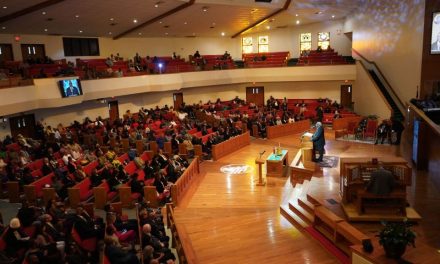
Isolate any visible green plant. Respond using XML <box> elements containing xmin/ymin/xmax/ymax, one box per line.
<box><xmin>377</xmin><ymin>220</ymin><xmax>416</xmax><ymax>248</ymax></box>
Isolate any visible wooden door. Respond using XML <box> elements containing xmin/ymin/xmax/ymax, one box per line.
<box><xmin>0</xmin><ymin>44</ymin><xmax>13</xmax><ymax>63</ymax></box>
<box><xmin>21</xmin><ymin>44</ymin><xmax>46</xmax><ymax>62</ymax></box>
<box><xmin>246</xmin><ymin>86</ymin><xmax>264</xmax><ymax>106</ymax></box>
<box><xmin>340</xmin><ymin>85</ymin><xmax>352</xmax><ymax>109</ymax></box>
<box><xmin>173</xmin><ymin>92</ymin><xmax>183</xmax><ymax>111</ymax></box>
<box><xmin>108</xmin><ymin>101</ymin><xmax>119</xmax><ymax>124</ymax></box>
<box><xmin>9</xmin><ymin>114</ymin><xmax>36</xmax><ymax>138</ymax></box>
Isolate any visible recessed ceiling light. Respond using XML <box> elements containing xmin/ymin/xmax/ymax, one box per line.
<box><xmin>295</xmin><ymin>14</ymin><xmax>298</xmax><ymax>17</ymax></box>
<box><xmin>221</xmin><ymin>32</ymin><xmax>225</xmax><ymax>36</ymax></box>
<box><xmin>331</xmin><ymin>15</ymin><xmax>335</xmax><ymax>18</ymax></box>
<box><xmin>133</xmin><ymin>19</ymin><xmax>138</xmax><ymax>23</ymax></box>
<box><xmin>109</xmin><ymin>18</ymin><xmax>114</xmax><ymax>21</ymax></box>
<box><xmin>267</xmin><ymin>26</ymin><xmax>271</xmax><ymax>29</ymax></box>
<box><xmin>159</xmin><ymin>21</ymin><xmax>163</xmax><ymax>24</ymax></box>
<box><xmin>2</xmin><ymin>26</ymin><xmax>6</xmax><ymax>30</ymax></box>
<box><xmin>184</xmin><ymin>22</ymin><xmax>187</xmax><ymax>25</ymax></box>
<box><xmin>202</xmin><ymin>6</ymin><xmax>208</xmax><ymax>12</ymax></box>
<box><xmin>154</xmin><ymin>4</ymin><xmax>159</xmax><ymax>8</ymax></box>
<box><xmin>79</xmin><ymin>30</ymin><xmax>83</xmax><ymax>33</ymax></box>
<box><xmin>44</xmin><ymin>28</ymin><xmax>48</xmax><ymax>32</ymax></box>
<box><xmin>296</xmin><ymin>20</ymin><xmax>300</xmax><ymax>25</ymax></box>
<box><xmin>316</xmin><ymin>11</ymin><xmax>323</xmax><ymax>14</ymax></box>
<box><xmin>108</xmin><ymin>32</ymin><xmax>112</xmax><ymax>35</ymax></box>
<box><xmin>2</xmin><ymin>6</ymin><xmax>7</xmax><ymax>9</ymax></box>
<box><xmin>75</xmin><ymin>14</ymin><xmax>79</xmax><ymax>18</ymax></box>
<box><xmin>165</xmin><ymin>32</ymin><xmax>168</xmax><ymax>35</ymax></box>
<box><xmin>138</xmin><ymin>32</ymin><xmax>142</xmax><ymax>35</ymax></box>
<box><xmin>42</xmin><ymin>11</ymin><xmax>46</xmax><ymax>15</ymax></box>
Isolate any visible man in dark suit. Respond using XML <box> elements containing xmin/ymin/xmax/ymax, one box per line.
<box><xmin>311</xmin><ymin>122</ymin><xmax>325</xmax><ymax>162</ymax></box>
<box><xmin>367</xmin><ymin>164</ymin><xmax>395</xmax><ymax>195</ymax></box>
<box><xmin>65</xmin><ymin>80</ymin><xmax>80</xmax><ymax>96</ymax></box>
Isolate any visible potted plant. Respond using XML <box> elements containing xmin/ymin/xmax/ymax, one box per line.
<box><xmin>377</xmin><ymin>220</ymin><xmax>416</xmax><ymax>259</ymax></box>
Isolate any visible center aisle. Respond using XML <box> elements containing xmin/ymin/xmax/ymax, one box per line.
<box><xmin>173</xmin><ymin>132</ymin><xmax>339</xmax><ymax>264</ymax></box>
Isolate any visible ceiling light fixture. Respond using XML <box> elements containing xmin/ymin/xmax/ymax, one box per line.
<box><xmin>2</xmin><ymin>6</ymin><xmax>7</xmax><ymax>9</ymax></box>
<box><xmin>296</xmin><ymin>20</ymin><xmax>300</xmax><ymax>25</ymax></box>
<box><xmin>165</xmin><ymin>32</ymin><xmax>168</xmax><ymax>35</ymax></box>
<box><xmin>202</xmin><ymin>6</ymin><xmax>208</xmax><ymax>12</ymax></box>
<box><xmin>75</xmin><ymin>14</ymin><xmax>79</xmax><ymax>18</ymax></box>
<box><xmin>42</xmin><ymin>11</ymin><xmax>46</xmax><ymax>15</ymax></box>
<box><xmin>154</xmin><ymin>4</ymin><xmax>159</xmax><ymax>8</ymax></box>
<box><xmin>221</xmin><ymin>32</ymin><xmax>225</xmax><ymax>36</ymax></box>
<box><xmin>108</xmin><ymin>32</ymin><xmax>112</xmax><ymax>35</ymax></box>
<box><xmin>184</xmin><ymin>22</ymin><xmax>187</xmax><ymax>25</ymax></box>
<box><xmin>295</xmin><ymin>14</ymin><xmax>298</xmax><ymax>17</ymax></box>
<box><xmin>266</xmin><ymin>26</ymin><xmax>270</xmax><ymax>29</ymax></box>
<box><xmin>1</xmin><ymin>26</ymin><xmax>5</xmax><ymax>30</ymax></box>
<box><xmin>133</xmin><ymin>19</ymin><xmax>138</xmax><ymax>23</ymax></box>
<box><xmin>138</xmin><ymin>32</ymin><xmax>142</xmax><ymax>35</ymax></box>
<box><xmin>44</xmin><ymin>28</ymin><xmax>48</xmax><ymax>32</ymax></box>
<box><xmin>331</xmin><ymin>15</ymin><xmax>335</xmax><ymax>18</ymax></box>
<box><xmin>79</xmin><ymin>30</ymin><xmax>83</xmax><ymax>33</ymax></box>
<box><xmin>109</xmin><ymin>18</ymin><xmax>114</xmax><ymax>21</ymax></box>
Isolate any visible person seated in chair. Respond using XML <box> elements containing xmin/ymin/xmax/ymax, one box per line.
<box><xmin>366</xmin><ymin>163</ymin><xmax>395</xmax><ymax>196</ymax></box>
<box><xmin>375</xmin><ymin>119</ymin><xmax>391</xmax><ymax>144</ymax></box>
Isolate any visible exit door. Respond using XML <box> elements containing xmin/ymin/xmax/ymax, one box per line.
<box><xmin>108</xmin><ymin>101</ymin><xmax>119</xmax><ymax>124</ymax></box>
<box><xmin>173</xmin><ymin>92</ymin><xmax>183</xmax><ymax>111</ymax></box>
<box><xmin>246</xmin><ymin>86</ymin><xmax>264</xmax><ymax>107</ymax></box>
<box><xmin>21</xmin><ymin>44</ymin><xmax>46</xmax><ymax>62</ymax></box>
<box><xmin>340</xmin><ymin>85</ymin><xmax>352</xmax><ymax>109</ymax></box>
<box><xmin>9</xmin><ymin>114</ymin><xmax>36</xmax><ymax>138</ymax></box>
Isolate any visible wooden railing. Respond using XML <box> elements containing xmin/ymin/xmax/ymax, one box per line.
<box><xmin>171</xmin><ymin>157</ymin><xmax>200</xmax><ymax>206</ymax></box>
<box><xmin>212</xmin><ymin>131</ymin><xmax>251</xmax><ymax>161</ymax></box>
<box><xmin>266</xmin><ymin>119</ymin><xmax>310</xmax><ymax>139</ymax></box>
<box><xmin>332</xmin><ymin>116</ymin><xmax>363</xmax><ymax>131</ymax></box>
<box><xmin>166</xmin><ymin>203</ymin><xmax>199</xmax><ymax>264</ymax></box>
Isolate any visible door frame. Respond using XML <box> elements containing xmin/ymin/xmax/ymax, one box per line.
<box><xmin>173</xmin><ymin>92</ymin><xmax>184</xmax><ymax>111</ymax></box>
<box><xmin>108</xmin><ymin>100</ymin><xmax>119</xmax><ymax>124</ymax></box>
<box><xmin>340</xmin><ymin>84</ymin><xmax>353</xmax><ymax>109</ymax></box>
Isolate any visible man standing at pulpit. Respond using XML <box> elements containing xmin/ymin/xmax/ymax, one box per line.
<box><xmin>311</xmin><ymin>122</ymin><xmax>325</xmax><ymax>162</ymax></box>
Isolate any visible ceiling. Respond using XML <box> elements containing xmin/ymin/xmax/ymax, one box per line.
<box><xmin>0</xmin><ymin>0</ymin><xmax>360</xmax><ymax>38</ymax></box>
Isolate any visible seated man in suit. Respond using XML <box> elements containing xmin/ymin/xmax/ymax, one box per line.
<box><xmin>366</xmin><ymin>164</ymin><xmax>395</xmax><ymax>196</ymax></box>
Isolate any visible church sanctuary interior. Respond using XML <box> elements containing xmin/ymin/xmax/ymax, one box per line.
<box><xmin>1</xmin><ymin>0</ymin><xmax>440</xmax><ymax>263</ymax></box>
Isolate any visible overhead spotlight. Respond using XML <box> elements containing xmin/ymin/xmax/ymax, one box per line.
<box><xmin>295</xmin><ymin>14</ymin><xmax>298</xmax><ymax>17</ymax></box>
<box><xmin>154</xmin><ymin>4</ymin><xmax>159</xmax><ymax>8</ymax></box>
<box><xmin>138</xmin><ymin>32</ymin><xmax>142</xmax><ymax>35</ymax></box>
<box><xmin>108</xmin><ymin>32</ymin><xmax>112</xmax><ymax>35</ymax></box>
<box><xmin>79</xmin><ymin>30</ymin><xmax>83</xmax><ymax>33</ymax></box>
<box><xmin>184</xmin><ymin>22</ymin><xmax>187</xmax><ymax>25</ymax></box>
<box><xmin>202</xmin><ymin>6</ymin><xmax>208</xmax><ymax>12</ymax></box>
<box><xmin>2</xmin><ymin>6</ymin><xmax>7</xmax><ymax>9</ymax></box>
<box><xmin>109</xmin><ymin>18</ymin><xmax>114</xmax><ymax>21</ymax></box>
<box><xmin>159</xmin><ymin>21</ymin><xmax>163</xmax><ymax>24</ymax></box>
<box><xmin>266</xmin><ymin>26</ymin><xmax>270</xmax><ymax>29</ymax></box>
<box><xmin>221</xmin><ymin>32</ymin><xmax>225</xmax><ymax>36</ymax></box>
<box><xmin>42</xmin><ymin>11</ymin><xmax>46</xmax><ymax>15</ymax></box>
<box><xmin>165</xmin><ymin>32</ymin><xmax>168</xmax><ymax>35</ymax></box>
<box><xmin>44</xmin><ymin>28</ymin><xmax>48</xmax><ymax>32</ymax></box>
<box><xmin>75</xmin><ymin>14</ymin><xmax>79</xmax><ymax>18</ymax></box>
<box><xmin>133</xmin><ymin>19</ymin><xmax>138</xmax><ymax>23</ymax></box>
<box><xmin>331</xmin><ymin>15</ymin><xmax>335</xmax><ymax>18</ymax></box>
<box><xmin>1</xmin><ymin>26</ymin><xmax>6</xmax><ymax>30</ymax></box>
<box><xmin>296</xmin><ymin>20</ymin><xmax>300</xmax><ymax>25</ymax></box>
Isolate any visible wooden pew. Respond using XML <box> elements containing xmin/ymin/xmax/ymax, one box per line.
<box><xmin>356</xmin><ymin>190</ymin><xmax>406</xmax><ymax>215</ymax></box>
<box><xmin>178</xmin><ymin>143</ymin><xmax>188</xmax><ymax>158</ymax></box>
<box><xmin>171</xmin><ymin>157</ymin><xmax>200</xmax><ymax>206</ymax></box>
<box><xmin>68</xmin><ymin>178</ymin><xmax>92</xmax><ymax>208</ymax></box>
<box><xmin>290</xmin><ymin>149</ymin><xmax>315</xmax><ymax>186</ymax></box>
<box><xmin>23</xmin><ymin>172</ymin><xmax>55</xmax><ymax>204</ymax></box>
<box><xmin>144</xmin><ymin>186</ymin><xmax>160</xmax><ymax>208</ymax></box>
<box><xmin>266</xmin><ymin>119</ymin><xmax>310</xmax><ymax>139</ymax></box>
<box><xmin>118</xmin><ymin>186</ymin><xmax>134</xmax><ymax>208</ymax></box>
<box><xmin>164</xmin><ymin>141</ymin><xmax>172</xmax><ymax>156</ymax></box>
<box><xmin>166</xmin><ymin>203</ymin><xmax>199</xmax><ymax>264</ymax></box>
<box><xmin>335</xmin><ymin>221</ymin><xmax>370</xmax><ymax>255</ymax></box>
<box><xmin>136</xmin><ymin>140</ymin><xmax>145</xmax><ymax>155</ymax></box>
<box><xmin>211</xmin><ymin>131</ymin><xmax>250</xmax><ymax>161</ymax></box>
<box><xmin>194</xmin><ymin>144</ymin><xmax>202</xmax><ymax>158</ymax></box>
<box><xmin>121</xmin><ymin>138</ymin><xmax>129</xmax><ymax>153</ymax></box>
<box><xmin>149</xmin><ymin>141</ymin><xmax>158</xmax><ymax>156</ymax></box>
<box><xmin>6</xmin><ymin>181</ymin><xmax>20</xmax><ymax>203</ymax></box>
<box><xmin>93</xmin><ymin>181</ymin><xmax>118</xmax><ymax>209</ymax></box>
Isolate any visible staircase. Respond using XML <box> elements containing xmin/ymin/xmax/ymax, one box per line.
<box><xmin>369</xmin><ymin>70</ymin><xmax>404</xmax><ymax>121</ymax></box>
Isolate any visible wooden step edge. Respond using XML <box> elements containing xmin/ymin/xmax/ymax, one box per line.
<box><xmin>298</xmin><ymin>197</ymin><xmax>316</xmax><ymax>214</ymax></box>
<box><xmin>289</xmin><ymin>202</ymin><xmax>314</xmax><ymax>224</ymax></box>
<box><xmin>280</xmin><ymin>205</ymin><xmax>308</xmax><ymax>230</ymax></box>
<box><xmin>306</xmin><ymin>194</ymin><xmax>322</xmax><ymax>206</ymax></box>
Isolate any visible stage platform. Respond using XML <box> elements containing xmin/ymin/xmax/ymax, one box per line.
<box><xmin>341</xmin><ymin>202</ymin><xmax>422</xmax><ymax>222</ymax></box>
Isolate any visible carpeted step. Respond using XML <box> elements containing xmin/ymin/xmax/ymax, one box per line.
<box><xmin>304</xmin><ymin>226</ymin><xmax>350</xmax><ymax>264</ymax></box>
<box><xmin>289</xmin><ymin>201</ymin><xmax>314</xmax><ymax>225</ymax></box>
<box><xmin>298</xmin><ymin>197</ymin><xmax>316</xmax><ymax>214</ymax></box>
<box><xmin>280</xmin><ymin>205</ymin><xmax>308</xmax><ymax>230</ymax></box>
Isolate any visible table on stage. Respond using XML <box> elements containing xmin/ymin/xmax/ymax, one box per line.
<box><xmin>266</xmin><ymin>149</ymin><xmax>288</xmax><ymax>177</ymax></box>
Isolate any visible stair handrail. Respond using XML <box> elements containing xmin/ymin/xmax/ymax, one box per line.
<box><xmin>352</xmin><ymin>48</ymin><xmax>405</xmax><ymax>117</ymax></box>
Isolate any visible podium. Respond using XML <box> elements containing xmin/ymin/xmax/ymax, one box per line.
<box><xmin>301</xmin><ymin>132</ymin><xmax>314</xmax><ymax>164</ymax></box>
<box><xmin>255</xmin><ymin>158</ymin><xmax>266</xmax><ymax>186</ymax></box>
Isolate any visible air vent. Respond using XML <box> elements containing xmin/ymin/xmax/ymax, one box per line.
<box><xmin>185</xmin><ymin>35</ymin><xmax>196</xmax><ymax>38</ymax></box>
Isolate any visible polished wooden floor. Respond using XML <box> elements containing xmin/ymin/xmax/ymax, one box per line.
<box><xmin>174</xmin><ymin>129</ymin><xmax>440</xmax><ymax>263</ymax></box>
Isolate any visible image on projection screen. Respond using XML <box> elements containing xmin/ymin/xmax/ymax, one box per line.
<box><xmin>431</xmin><ymin>12</ymin><xmax>440</xmax><ymax>54</ymax></box>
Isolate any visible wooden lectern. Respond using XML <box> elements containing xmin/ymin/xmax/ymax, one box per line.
<box><xmin>255</xmin><ymin>157</ymin><xmax>266</xmax><ymax>186</ymax></box>
<box><xmin>301</xmin><ymin>132</ymin><xmax>314</xmax><ymax>164</ymax></box>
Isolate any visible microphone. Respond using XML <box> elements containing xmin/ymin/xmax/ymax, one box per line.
<box><xmin>261</xmin><ymin>150</ymin><xmax>266</xmax><ymax>155</ymax></box>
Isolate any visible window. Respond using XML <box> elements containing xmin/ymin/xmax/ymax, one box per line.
<box><xmin>300</xmin><ymin>33</ymin><xmax>312</xmax><ymax>52</ymax></box>
<box><xmin>63</xmin><ymin>37</ymin><xmax>100</xmax><ymax>56</ymax></box>
<box><xmin>258</xmin><ymin>36</ymin><xmax>269</xmax><ymax>53</ymax></box>
<box><xmin>317</xmin><ymin>32</ymin><xmax>330</xmax><ymax>50</ymax></box>
<box><xmin>242</xmin><ymin>37</ymin><xmax>253</xmax><ymax>54</ymax></box>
